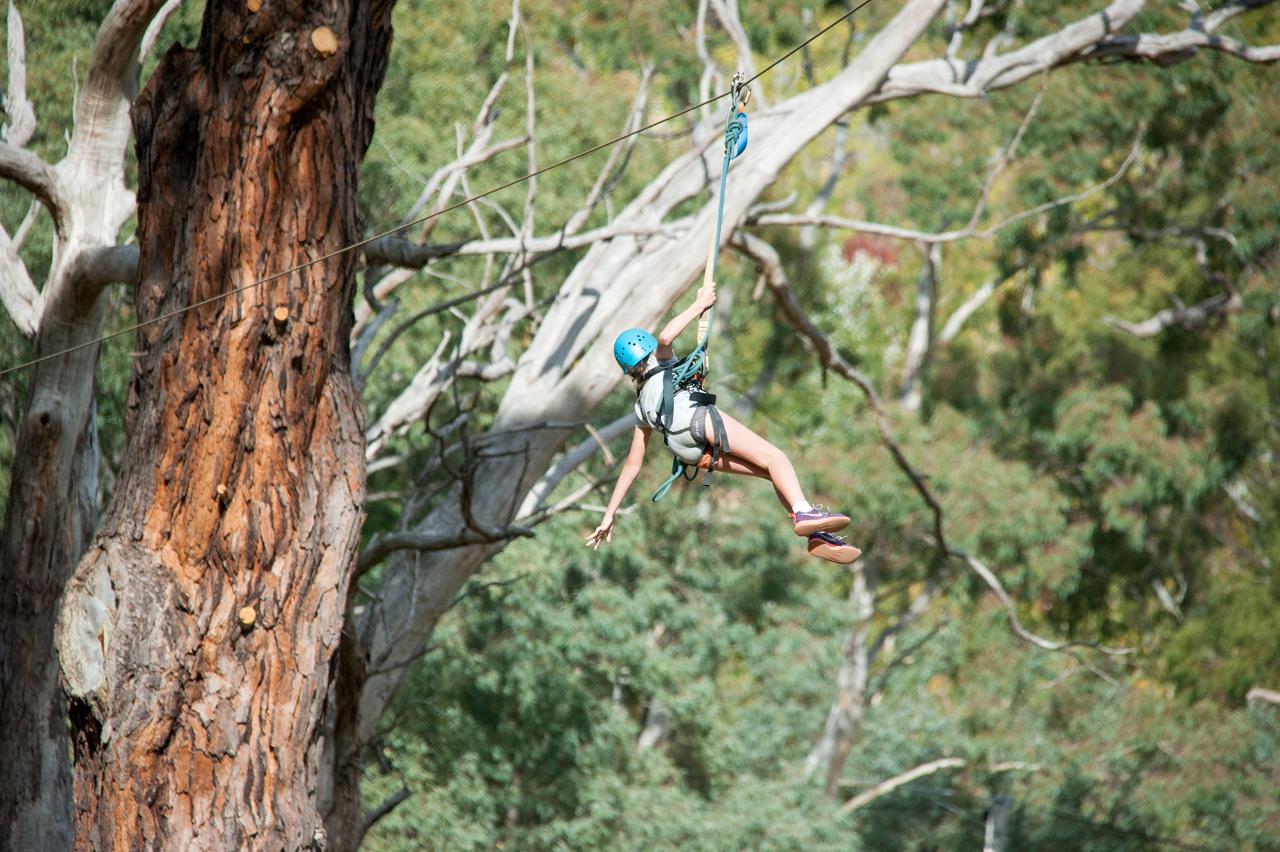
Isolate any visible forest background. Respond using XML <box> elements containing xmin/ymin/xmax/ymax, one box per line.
<box><xmin>0</xmin><ymin>0</ymin><xmax>1277</xmax><ymax>849</ymax></box>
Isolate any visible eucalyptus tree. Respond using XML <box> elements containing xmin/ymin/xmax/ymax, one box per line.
<box><xmin>2</xmin><ymin>0</ymin><xmax>395</xmax><ymax>847</ymax></box>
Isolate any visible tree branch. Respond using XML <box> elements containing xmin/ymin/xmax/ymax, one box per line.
<box><xmin>66</xmin><ymin>244</ymin><xmax>140</xmax><ymax>301</ymax></box>
<box><xmin>362</xmin><ymin>220</ymin><xmax>690</xmax><ymax>268</ymax></box>
<box><xmin>517</xmin><ymin>414</ymin><xmax>635</xmax><ymax>519</ymax></box>
<box><xmin>360</xmin><ymin>788</ymin><xmax>411</xmax><ymax>839</ymax></box>
<box><xmin>734</xmin><ymin>230</ymin><xmax>1128</xmax><ymax>657</ymax></box>
<box><xmin>50</xmin><ymin>0</ymin><xmax>168</xmax><ymax>249</ymax></box>
<box><xmin>709</xmin><ymin>0</ymin><xmax>767</xmax><ymax>106</ymax></box>
<box><xmin>1088</xmin><ymin>28</ymin><xmax>1280</xmax><ymax>66</ymax></box>
<box><xmin>3</xmin><ymin>2</ymin><xmax>35</xmax><ymax>148</ymax></box>
<box><xmin>1103</xmin><ymin>291</ymin><xmax>1241</xmax><ymax>337</ymax></box>
<box><xmin>868</xmin><ymin>0</ymin><xmax>1279</xmax><ymax>105</ymax></box>
<box><xmin>358</xmin><ymin>525</ymin><xmax>534</xmax><ymax>575</ymax></box>
<box><xmin>837</xmin><ymin>758</ymin><xmax>966</xmax><ymax>815</ymax></box>
<box><xmin>938</xmin><ymin>268</ymin><xmax>1019</xmax><ymax>344</ymax></box>
<box><xmin>0</xmin><ymin>143</ymin><xmax>68</xmax><ymax>236</ymax></box>
<box><xmin>838</xmin><ymin>757</ymin><xmax>1042</xmax><ymax>816</ymax></box>
<box><xmin>138</xmin><ymin>0</ymin><xmax>182</xmax><ymax>64</ymax></box>
<box><xmin>899</xmin><ymin>242</ymin><xmax>941</xmax><ymax>411</ymax></box>
<box><xmin>562</xmin><ymin>66</ymin><xmax>652</xmax><ymax>237</ymax></box>
<box><xmin>0</xmin><ymin>223</ymin><xmax>40</xmax><ymax>336</ymax></box>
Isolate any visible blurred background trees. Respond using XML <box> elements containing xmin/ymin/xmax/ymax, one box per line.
<box><xmin>1</xmin><ymin>0</ymin><xmax>1277</xmax><ymax>848</ymax></box>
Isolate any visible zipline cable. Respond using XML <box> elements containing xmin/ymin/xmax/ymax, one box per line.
<box><xmin>0</xmin><ymin>0</ymin><xmax>876</xmax><ymax>380</ymax></box>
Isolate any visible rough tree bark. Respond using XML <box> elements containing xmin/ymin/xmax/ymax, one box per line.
<box><xmin>54</xmin><ymin>1</ymin><xmax>392</xmax><ymax>847</ymax></box>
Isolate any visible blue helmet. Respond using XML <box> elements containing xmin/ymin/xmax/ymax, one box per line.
<box><xmin>613</xmin><ymin>328</ymin><xmax>657</xmax><ymax>372</ymax></box>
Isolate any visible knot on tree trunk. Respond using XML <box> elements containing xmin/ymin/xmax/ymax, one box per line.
<box><xmin>310</xmin><ymin>27</ymin><xmax>339</xmax><ymax>57</ymax></box>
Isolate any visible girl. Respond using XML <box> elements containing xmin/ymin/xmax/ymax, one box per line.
<box><xmin>585</xmin><ymin>282</ymin><xmax>861</xmax><ymax>564</ymax></box>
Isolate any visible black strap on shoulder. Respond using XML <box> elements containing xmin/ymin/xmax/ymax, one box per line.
<box><xmin>641</xmin><ymin>364</ymin><xmax>668</xmax><ymax>383</ymax></box>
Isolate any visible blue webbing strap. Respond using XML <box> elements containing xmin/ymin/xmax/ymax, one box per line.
<box><xmin>651</xmin><ymin>81</ymin><xmax>748</xmax><ymax>502</ymax></box>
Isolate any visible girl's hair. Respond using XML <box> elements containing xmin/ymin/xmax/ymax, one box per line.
<box><xmin>628</xmin><ymin>356</ymin><xmax>650</xmax><ymax>392</ymax></box>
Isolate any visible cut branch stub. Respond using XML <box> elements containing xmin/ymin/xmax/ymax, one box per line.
<box><xmin>237</xmin><ymin>606</ymin><xmax>256</xmax><ymax>631</ymax></box>
<box><xmin>246</xmin><ymin>0</ymin><xmax>261</xmax><ymax>11</ymax></box>
<box><xmin>311</xmin><ymin>27</ymin><xmax>339</xmax><ymax>57</ymax></box>
<box><xmin>273</xmin><ymin>305</ymin><xmax>290</xmax><ymax>325</ymax></box>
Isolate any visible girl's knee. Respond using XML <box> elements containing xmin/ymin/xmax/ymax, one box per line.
<box><xmin>761</xmin><ymin>443</ymin><xmax>787</xmax><ymax>470</ymax></box>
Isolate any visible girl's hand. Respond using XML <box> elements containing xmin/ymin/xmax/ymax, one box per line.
<box><xmin>694</xmin><ymin>282</ymin><xmax>717</xmax><ymax>312</ymax></box>
<box><xmin>585</xmin><ymin>513</ymin><xmax>615</xmax><ymax>550</ymax></box>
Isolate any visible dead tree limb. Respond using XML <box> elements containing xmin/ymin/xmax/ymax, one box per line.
<box><xmin>732</xmin><ymin>229</ymin><xmax>1129</xmax><ymax>657</ymax></box>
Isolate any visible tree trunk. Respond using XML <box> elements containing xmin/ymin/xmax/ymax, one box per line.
<box><xmin>56</xmin><ymin>1</ymin><xmax>392</xmax><ymax>847</ymax></box>
<box><xmin>804</xmin><ymin>563</ymin><xmax>873</xmax><ymax>796</ymax></box>
<box><xmin>0</xmin><ymin>350</ymin><xmax>100</xmax><ymax>852</ymax></box>
<box><xmin>984</xmin><ymin>794</ymin><xmax>1011</xmax><ymax>852</ymax></box>
<box><xmin>898</xmin><ymin>242</ymin><xmax>939</xmax><ymax>412</ymax></box>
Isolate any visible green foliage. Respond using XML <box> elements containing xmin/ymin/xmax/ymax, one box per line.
<box><xmin>359</xmin><ymin>3</ymin><xmax>1280</xmax><ymax>847</ymax></box>
<box><xmin>1</xmin><ymin>1</ymin><xmax>1278</xmax><ymax>848</ymax></box>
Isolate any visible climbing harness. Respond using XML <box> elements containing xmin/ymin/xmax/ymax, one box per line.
<box><xmin>649</xmin><ymin>74</ymin><xmax>750</xmax><ymax>502</ymax></box>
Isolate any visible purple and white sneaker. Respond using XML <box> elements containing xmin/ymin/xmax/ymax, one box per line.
<box><xmin>807</xmin><ymin>531</ymin><xmax>862</xmax><ymax>565</ymax></box>
<box><xmin>790</xmin><ymin>505</ymin><xmax>851</xmax><ymax>536</ymax></box>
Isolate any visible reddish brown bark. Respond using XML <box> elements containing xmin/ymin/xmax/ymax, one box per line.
<box><xmin>56</xmin><ymin>1</ymin><xmax>392</xmax><ymax>847</ymax></box>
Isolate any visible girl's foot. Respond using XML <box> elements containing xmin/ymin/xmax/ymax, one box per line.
<box><xmin>790</xmin><ymin>506</ymin><xmax>851</xmax><ymax>536</ymax></box>
<box><xmin>807</xmin><ymin>531</ymin><xmax>862</xmax><ymax>565</ymax></box>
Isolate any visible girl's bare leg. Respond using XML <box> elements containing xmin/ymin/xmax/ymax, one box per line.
<box><xmin>696</xmin><ymin>449</ymin><xmax>791</xmax><ymax>511</ymax></box>
<box><xmin>700</xmin><ymin>410</ymin><xmax>806</xmax><ymax>509</ymax></box>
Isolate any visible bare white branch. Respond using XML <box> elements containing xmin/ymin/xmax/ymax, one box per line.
<box><xmin>709</xmin><ymin>0</ymin><xmax>766</xmax><ymax>106</ymax></box>
<box><xmin>838</xmin><ymin>758</ymin><xmax>967</xmax><ymax>815</ymax></box>
<box><xmin>899</xmin><ymin>242</ymin><xmax>941</xmax><ymax>411</ymax></box>
<box><xmin>11</xmin><ymin>198</ymin><xmax>38</xmax><ymax>249</ymax></box>
<box><xmin>1103</xmin><ymin>291</ymin><xmax>1241</xmax><ymax>337</ymax></box>
<box><xmin>518</xmin><ymin>2</ymin><xmax>538</xmax><ymax>308</ymax></box>
<box><xmin>3</xmin><ymin>2</ymin><xmax>35</xmax><ymax>147</ymax></box>
<box><xmin>60</xmin><ymin>0</ymin><xmax>168</xmax><ymax>242</ymax></box>
<box><xmin>734</xmin><ymin>229</ymin><xmax>1128</xmax><ymax>658</ymax></box>
<box><xmin>955</xmin><ymin>550</ymin><xmax>1128</xmax><ymax>655</ymax></box>
<box><xmin>138</xmin><ymin>0</ymin><xmax>182</xmax><ymax>64</ymax></box>
<box><xmin>0</xmin><ymin>142</ymin><xmax>68</xmax><ymax>235</ymax></box>
<box><xmin>563</xmin><ymin>67</ymin><xmax>652</xmax><ymax>237</ymax></box>
<box><xmin>965</xmin><ymin>82</ymin><xmax>1047</xmax><ymax>233</ymax></box>
<box><xmin>365</xmin><ymin>332</ymin><xmax>454</xmax><ymax>460</ymax></box>
<box><xmin>799</xmin><ymin>124</ymin><xmax>850</xmax><ymax>251</ymax></box>
<box><xmin>695</xmin><ymin>0</ymin><xmax>722</xmax><ymax>128</ymax></box>
<box><xmin>0</xmin><ymin>223</ymin><xmax>40</xmax><ymax>336</ymax></box>
<box><xmin>938</xmin><ymin>263</ymin><xmax>1026</xmax><ymax>344</ymax></box>
<box><xmin>871</xmin><ymin>0</ymin><xmax>1280</xmax><ymax>105</ymax></box>
<box><xmin>517</xmin><ymin>414</ymin><xmax>635</xmax><ymax>519</ymax></box>
<box><xmin>65</xmin><ymin>243</ymin><xmax>140</xmax><ymax>295</ymax></box>
<box><xmin>838</xmin><ymin>757</ymin><xmax>1041</xmax><ymax>816</ymax></box>
<box><xmin>804</xmin><ymin>561</ymin><xmax>875</xmax><ymax>793</ymax></box>
<box><xmin>1089</xmin><ymin>28</ymin><xmax>1280</xmax><ymax>66</ymax></box>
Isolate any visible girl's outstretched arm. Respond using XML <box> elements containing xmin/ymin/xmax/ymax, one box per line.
<box><xmin>654</xmin><ymin>282</ymin><xmax>716</xmax><ymax>360</ymax></box>
<box><xmin>586</xmin><ymin>426</ymin><xmax>651</xmax><ymax>549</ymax></box>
